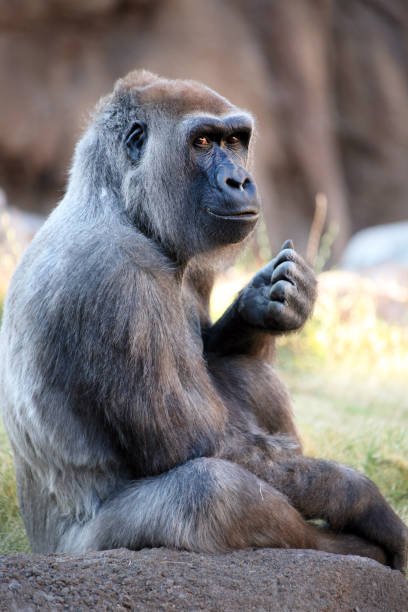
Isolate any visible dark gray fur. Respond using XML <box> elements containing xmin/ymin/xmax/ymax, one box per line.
<box><xmin>0</xmin><ymin>71</ymin><xmax>407</xmax><ymax>571</ymax></box>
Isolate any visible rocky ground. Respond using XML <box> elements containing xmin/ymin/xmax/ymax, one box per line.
<box><xmin>1</xmin><ymin>547</ymin><xmax>407</xmax><ymax>611</ymax></box>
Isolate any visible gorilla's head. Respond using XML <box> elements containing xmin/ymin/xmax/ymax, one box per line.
<box><xmin>72</xmin><ymin>70</ymin><xmax>260</xmax><ymax>262</ymax></box>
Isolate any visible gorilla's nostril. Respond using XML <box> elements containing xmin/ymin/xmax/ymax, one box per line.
<box><xmin>242</xmin><ymin>177</ymin><xmax>251</xmax><ymax>189</ymax></box>
<box><xmin>226</xmin><ymin>177</ymin><xmax>241</xmax><ymax>189</ymax></box>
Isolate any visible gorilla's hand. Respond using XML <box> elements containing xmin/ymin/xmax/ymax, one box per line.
<box><xmin>237</xmin><ymin>240</ymin><xmax>317</xmax><ymax>332</ymax></box>
<box><xmin>346</xmin><ymin>478</ymin><xmax>408</xmax><ymax>573</ymax></box>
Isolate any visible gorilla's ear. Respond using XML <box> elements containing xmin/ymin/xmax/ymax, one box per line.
<box><xmin>125</xmin><ymin>121</ymin><xmax>146</xmax><ymax>161</ymax></box>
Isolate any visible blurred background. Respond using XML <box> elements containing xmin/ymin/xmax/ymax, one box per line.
<box><xmin>0</xmin><ymin>0</ymin><xmax>407</xmax><ymax>554</ymax></box>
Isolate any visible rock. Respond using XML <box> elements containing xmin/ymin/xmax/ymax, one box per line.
<box><xmin>341</xmin><ymin>222</ymin><xmax>408</xmax><ymax>269</ymax></box>
<box><xmin>0</xmin><ymin>548</ymin><xmax>407</xmax><ymax>611</ymax></box>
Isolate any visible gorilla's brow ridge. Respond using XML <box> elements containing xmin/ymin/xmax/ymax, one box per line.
<box><xmin>183</xmin><ymin>111</ymin><xmax>253</xmax><ymax>123</ymax></box>
<box><xmin>181</xmin><ymin>113</ymin><xmax>254</xmax><ymax>135</ymax></box>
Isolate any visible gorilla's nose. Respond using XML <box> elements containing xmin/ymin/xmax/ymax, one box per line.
<box><xmin>216</xmin><ymin>165</ymin><xmax>257</xmax><ymax>201</ymax></box>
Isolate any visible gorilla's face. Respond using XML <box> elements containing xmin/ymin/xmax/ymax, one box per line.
<box><xmin>186</xmin><ymin>113</ymin><xmax>260</xmax><ymax>248</ymax></box>
<box><xmin>118</xmin><ymin>75</ymin><xmax>260</xmax><ymax>261</ymax></box>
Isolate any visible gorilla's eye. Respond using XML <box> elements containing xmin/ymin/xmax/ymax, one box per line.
<box><xmin>125</xmin><ymin>121</ymin><xmax>146</xmax><ymax>161</ymax></box>
<box><xmin>194</xmin><ymin>136</ymin><xmax>211</xmax><ymax>148</ymax></box>
<box><xmin>226</xmin><ymin>135</ymin><xmax>240</xmax><ymax>145</ymax></box>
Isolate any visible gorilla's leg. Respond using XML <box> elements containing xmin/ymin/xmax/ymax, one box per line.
<box><xmin>259</xmin><ymin>456</ymin><xmax>407</xmax><ymax>572</ymax></box>
<box><xmin>57</xmin><ymin>457</ymin><xmax>385</xmax><ymax>562</ymax></box>
<box><xmin>206</xmin><ymin>357</ymin><xmax>406</xmax><ymax>569</ymax></box>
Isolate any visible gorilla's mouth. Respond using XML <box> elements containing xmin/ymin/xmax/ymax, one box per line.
<box><xmin>206</xmin><ymin>207</ymin><xmax>260</xmax><ymax>222</ymax></box>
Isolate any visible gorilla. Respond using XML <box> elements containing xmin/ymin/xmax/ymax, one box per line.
<box><xmin>0</xmin><ymin>70</ymin><xmax>407</xmax><ymax>570</ymax></box>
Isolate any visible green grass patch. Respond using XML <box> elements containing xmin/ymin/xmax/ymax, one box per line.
<box><xmin>0</xmin><ymin>293</ymin><xmax>28</xmax><ymax>553</ymax></box>
<box><xmin>279</xmin><ymin>368</ymin><xmax>408</xmax><ymax>524</ymax></box>
<box><xmin>0</xmin><ymin>425</ymin><xmax>29</xmax><ymax>553</ymax></box>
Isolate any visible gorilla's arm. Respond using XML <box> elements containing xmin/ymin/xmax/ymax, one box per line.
<box><xmin>260</xmin><ymin>456</ymin><xmax>407</xmax><ymax>572</ymax></box>
<box><xmin>21</xmin><ymin>232</ymin><xmax>227</xmax><ymax>479</ymax></box>
<box><xmin>204</xmin><ymin>241</ymin><xmax>317</xmax><ymax>356</ymax></box>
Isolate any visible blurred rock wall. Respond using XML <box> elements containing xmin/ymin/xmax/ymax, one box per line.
<box><xmin>1</xmin><ymin>0</ymin><xmax>407</xmax><ymax>258</ymax></box>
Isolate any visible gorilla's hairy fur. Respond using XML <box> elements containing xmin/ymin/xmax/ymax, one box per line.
<box><xmin>1</xmin><ymin>71</ymin><xmax>407</xmax><ymax>570</ymax></box>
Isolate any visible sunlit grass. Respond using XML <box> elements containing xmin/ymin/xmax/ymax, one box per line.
<box><xmin>284</xmin><ymin>372</ymin><xmax>408</xmax><ymax>523</ymax></box>
<box><xmin>278</xmin><ymin>270</ymin><xmax>408</xmax><ymax>378</ymax></box>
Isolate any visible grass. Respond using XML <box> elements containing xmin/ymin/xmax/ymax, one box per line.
<box><xmin>0</xmin><ymin>265</ymin><xmax>407</xmax><ymax>555</ymax></box>
<box><xmin>281</xmin><ymin>370</ymin><xmax>408</xmax><ymax>524</ymax></box>
<box><xmin>0</xmin><ymin>427</ymin><xmax>28</xmax><ymax>554</ymax></box>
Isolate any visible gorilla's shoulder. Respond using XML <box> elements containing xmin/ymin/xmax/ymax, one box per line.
<box><xmin>33</xmin><ymin>212</ymin><xmax>172</xmax><ymax>279</ymax></box>
<box><xmin>7</xmin><ymin>213</ymin><xmax>175</xmax><ymax>328</ymax></box>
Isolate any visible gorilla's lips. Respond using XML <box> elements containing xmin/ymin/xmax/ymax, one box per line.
<box><xmin>206</xmin><ymin>207</ymin><xmax>260</xmax><ymax>222</ymax></box>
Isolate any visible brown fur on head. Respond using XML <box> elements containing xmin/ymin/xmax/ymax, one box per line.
<box><xmin>114</xmin><ymin>69</ymin><xmax>234</xmax><ymax>117</ymax></box>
